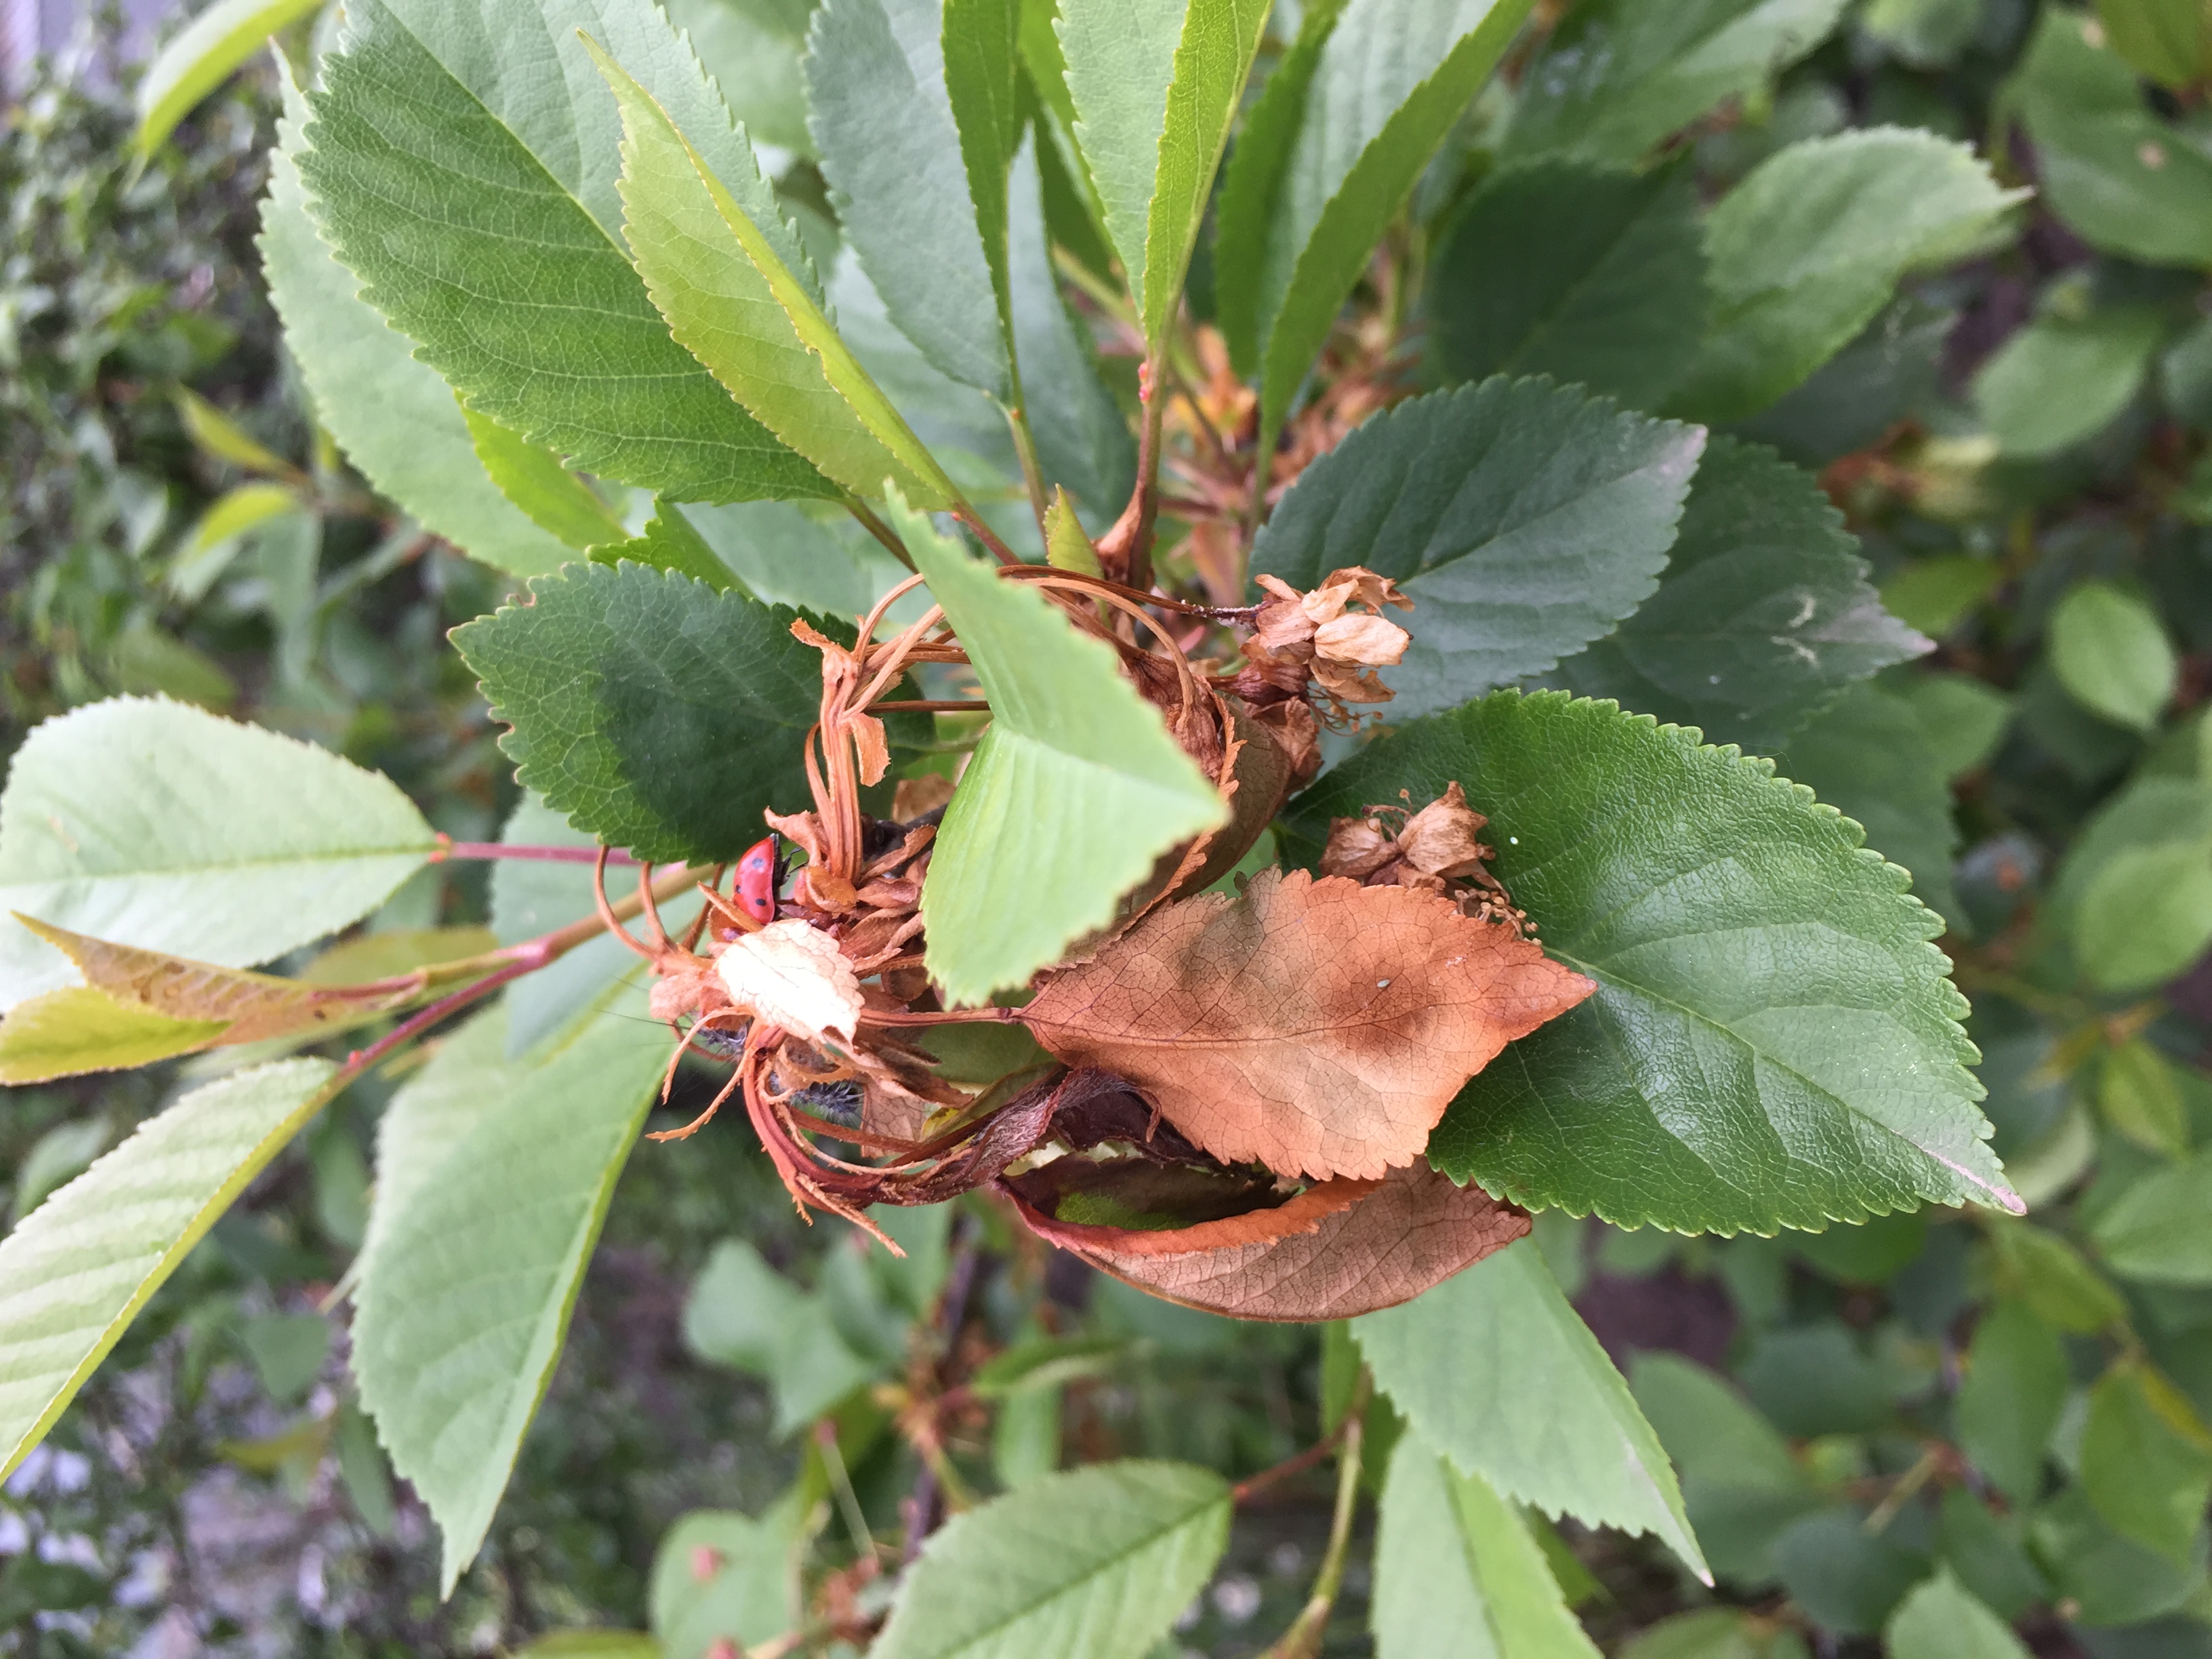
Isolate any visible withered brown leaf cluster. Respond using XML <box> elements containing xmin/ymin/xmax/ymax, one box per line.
<box><xmin>604</xmin><ymin>560</ymin><xmax>1592</xmax><ymax>1319</ymax></box>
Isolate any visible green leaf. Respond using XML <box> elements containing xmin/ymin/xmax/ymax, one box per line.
<box><xmin>2081</xmin><ymin>1362</ymin><xmax>2212</xmax><ymax>1565</ymax></box>
<box><xmin>805</xmin><ymin>0</ymin><xmax>1014</xmax><ymax>398</ymax></box>
<box><xmin>649</xmin><ymin>1508</ymin><xmax>800</xmax><ymax>1657</ymax></box>
<box><xmin>1353</xmin><ymin>1239</ymin><xmax>1709</xmax><ymax>1580</ymax></box>
<box><xmin>135</xmin><ymin>0</ymin><xmax>322</xmax><ymax>156</ymax></box>
<box><xmin>1248</xmin><ymin>0</ymin><xmax>1536</xmax><ymax>437</ymax></box>
<box><xmin>0</xmin><ymin>987</ymin><xmax>230</xmax><ymax>1086</ymax></box>
<box><xmin>2092</xmin><ymin>1147</ymin><xmax>2212</xmax><ymax>1285</ymax></box>
<box><xmin>1619</xmin><ymin>1610</ymin><xmax>1794</xmax><ymax>1659</ymax></box>
<box><xmin>2097</xmin><ymin>0</ymin><xmax>2207</xmax><ymax>86</ymax></box>
<box><xmin>0</xmin><ymin>1058</ymin><xmax>338</xmax><ymax>1481</ymax></box>
<box><xmin>488</xmin><ymin>797</ymin><xmax>642</xmax><ymax>1057</ymax></box>
<box><xmin>1774</xmin><ymin>1509</ymin><xmax>1930</xmax><ymax>1635</ymax></box>
<box><xmin>1973</xmin><ymin>309</ymin><xmax>2165</xmax><ymax>458</ymax></box>
<box><xmin>1553</xmin><ymin>438</ymin><xmax>1927</xmax><ymax>752</ymax></box>
<box><xmin>2049</xmin><ymin>579</ymin><xmax>2177</xmax><ymax>733</ymax></box>
<box><xmin>0</xmin><ymin>698</ymin><xmax>436</xmax><ymax>1008</ymax></box>
<box><xmin>1251</xmin><ymin>380</ymin><xmax>1704</xmax><ymax>717</ymax></box>
<box><xmin>352</xmin><ymin>979</ymin><xmax>667</xmax><ymax>1594</ymax></box>
<box><xmin>1933</xmin><ymin>1486</ymin><xmax>2047</xmax><ymax>1622</ymax></box>
<box><xmin>174</xmin><ymin>387</ymin><xmax>292</xmax><ymax>477</ymax></box>
<box><xmin>300</xmin><ymin>0</ymin><xmax>830</xmax><ymax>503</ymax></box>
<box><xmin>462</xmin><ymin>408</ymin><xmax>629</xmax><ymax>553</ymax></box>
<box><xmin>2014</xmin><ymin>8</ymin><xmax>2212</xmax><ymax>268</ymax></box>
<box><xmin>1427</xmin><ymin>157</ymin><xmax>1708</xmax><ymax>411</ymax></box>
<box><xmin>1893</xmin><ymin>672</ymin><xmax>2014</xmax><ymax>781</ymax></box>
<box><xmin>1285</xmin><ymin>692</ymin><xmax>2015</xmax><ymax>1232</ymax></box>
<box><xmin>897</xmin><ymin>497</ymin><xmax>1226</xmax><ymax>1005</ymax></box>
<box><xmin>178</xmin><ymin>482</ymin><xmax>301</xmax><ymax>562</ymax></box>
<box><xmin>1881</xmin><ymin>554</ymin><xmax>2003</xmax><ymax>642</ymax></box>
<box><xmin>1955</xmin><ymin>1300</ymin><xmax>2067</xmax><ymax>1504</ymax></box>
<box><xmin>260</xmin><ymin>75</ymin><xmax>573</xmax><ymax>578</ymax></box>
<box><xmin>1986</xmin><ymin>1221</ymin><xmax>2128</xmax><ymax>1333</ymax></box>
<box><xmin>1863</xmin><ymin>0</ymin><xmax>1988</xmax><ymax>68</ymax></box>
<box><xmin>682</xmin><ymin>1240</ymin><xmax>882</xmax><ymax>1435</ymax></box>
<box><xmin>1886</xmin><ymin>1568</ymin><xmax>2031</xmax><ymax>1659</ymax></box>
<box><xmin>1778</xmin><ymin>679</ymin><xmax>1963</xmax><ymax>928</ymax></box>
<box><xmin>596</xmin><ymin>39</ymin><xmax>958</xmax><ymax>508</ymax></box>
<box><xmin>589</xmin><ymin>503</ymin><xmax>747</xmax><ymax>592</ymax></box>
<box><xmin>668</xmin><ymin>0</ymin><xmax>815</xmax><ymax>154</ymax></box>
<box><xmin>1673</xmin><ymin>129</ymin><xmax>2023</xmax><ymax>422</ymax></box>
<box><xmin>681</xmin><ymin>499</ymin><xmax>914</xmax><ymax>617</ymax></box>
<box><xmin>1629</xmin><ymin>1352</ymin><xmax>1819</xmax><ymax>1586</ymax></box>
<box><xmin>1010</xmin><ymin>135</ymin><xmax>1137</xmax><ymax>519</ymax></box>
<box><xmin>2100</xmin><ymin>1038</ymin><xmax>2191</xmax><ymax>1156</ymax></box>
<box><xmin>1211</xmin><ymin>0</ymin><xmax>1343</xmax><ymax>377</ymax></box>
<box><xmin>1504</xmin><ymin>0</ymin><xmax>1850</xmax><ymax>166</ymax></box>
<box><xmin>2028</xmin><ymin>1486</ymin><xmax>2205</xmax><ymax>1627</ymax></box>
<box><xmin>1371</xmin><ymin>1432</ymin><xmax>1602</xmax><ymax>1659</ymax></box>
<box><xmin>2048</xmin><ymin>777</ymin><xmax>2212</xmax><ymax>989</ymax></box>
<box><xmin>869</xmin><ymin>1460</ymin><xmax>1231</xmax><ymax>1659</ymax></box>
<box><xmin>451</xmin><ymin>562</ymin><xmax>831</xmax><ymax>865</ymax></box>
<box><xmin>515</xmin><ymin>1635</ymin><xmax>661</xmax><ymax>1658</ymax></box>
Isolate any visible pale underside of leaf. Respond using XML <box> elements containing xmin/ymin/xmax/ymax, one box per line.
<box><xmin>0</xmin><ymin>1059</ymin><xmax>339</xmax><ymax>1481</ymax></box>
<box><xmin>1057</xmin><ymin>0</ymin><xmax>1187</xmax><ymax>311</ymax></box>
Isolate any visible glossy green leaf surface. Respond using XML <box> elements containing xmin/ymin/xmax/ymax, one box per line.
<box><xmin>1427</xmin><ymin>157</ymin><xmax>1708</xmax><ymax>411</ymax></box>
<box><xmin>1285</xmin><ymin>693</ymin><xmax>2017</xmax><ymax>1233</ymax></box>
<box><xmin>1675</xmin><ymin>129</ymin><xmax>2022</xmax><ymax>422</ymax></box>
<box><xmin>1506</xmin><ymin>0</ymin><xmax>1851</xmax><ymax>166</ymax></box>
<box><xmin>0</xmin><ymin>1058</ymin><xmax>337</xmax><ymax>1481</ymax></box>
<box><xmin>451</xmin><ymin>562</ymin><xmax>831</xmax><ymax>865</ymax></box>
<box><xmin>0</xmin><ymin>698</ymin><xmax>435</xmax><ymax>1008</ymax></box>
<box><xmin>135</xmin><ymin>0</ymin><xmax>322</xmax><ymax>157</ymax></box>
<box><xmin>901</xmin><ymin>499</ymin><xmax>1226</xmax><ymax>1005</ymax></box>
<box><xmin>300</xmin><ymin>0</ymin><xmax>830</xmax><ymax>503</ymax></box>
<box><xmin>1372</xmin><ymin>1432</ymin><xmax>1601</xmax><ymax>1658</ymax></box>
<box><xmin>1355</xmin><ymin>1239</ymin><xmax>1708</xmax><ymax>1580</ymax></box>
<box><xmin>1554</xmin><ymin>438</ymin><xmax>1927</xmax><ymax>752</ymax></box>
<box><xmin>260</xmin><ymin>77</ymin><xmax>572</xmax><ymax>577</ymax></box>
<box><xmin>352</xmin><ymin>979</ymin><xmax>665</xmax><ymax>1594</ymax></box>
<box><xmin>598</xmin><ymin>43</ymin><xmax>955</xmax><ymax>507</ymax></box>
<box><xmin>1250</xmin><ymin>0</ymin><xmax>1535</xmax><ymax>435</ymax></box>
<box><xmin>870</xmin><ymin>1461</ymin><xmax>1231</xmax><ymax>1659</ymax></box>
<box><xmin>1252</xmin><ymin>379</ymin><xmax>1704</xmax><ymax>716</ymax></box>
<box><xmin>806</xmin><ymin>0</ymin><xmax>1012</xmax><ymax>397</ymax></box>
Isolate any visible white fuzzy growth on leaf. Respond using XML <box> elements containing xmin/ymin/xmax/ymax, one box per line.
<box><xmin>715</xmin><ymin>921</ymin><xmax>863</xmax><ymax>1043</ymax></box>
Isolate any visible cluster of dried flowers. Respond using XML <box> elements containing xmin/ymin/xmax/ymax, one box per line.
<box><xmin>601</xmin><ymin>554</ymin><xmax>1591</xmax><ymax>1322</ymax></box>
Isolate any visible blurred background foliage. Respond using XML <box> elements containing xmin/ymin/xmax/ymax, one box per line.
<box><xmin>8</xmin><ymin>0</ymin><xmax>2212</xmax><ymax>1656</ymax></box>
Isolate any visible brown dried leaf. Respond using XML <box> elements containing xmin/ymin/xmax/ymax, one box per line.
<box><xmin>16</xmin><ymin>916</ymin><xmax>423</xmax><ymax>1046</ymax></box>
<box><xmin>1022</xmin><ymin>869</ymin><xmax>1593</xmax><ymax>1181</ymax></box>
<box><xmin>1006</xmin><ymin>1161</ymin><xmax>1528</xmax><ymax>1321</ymax></box>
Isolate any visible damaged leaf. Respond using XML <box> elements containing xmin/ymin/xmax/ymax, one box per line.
<box><xmin>716</xmin><ymin>920</ymin><xmax>865</xmax><ymax>1044</ymax></box>
<box><xmin>1022</xmin><ymin>868</ymin><xmax>1593</xmax><ymax>1181</ymax></box>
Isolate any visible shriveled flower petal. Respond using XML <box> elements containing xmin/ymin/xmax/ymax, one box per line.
<box><xmin>1396</xmin><ymin>781</ymin><xmax>1492</xmax><ymax>880</ymax></box>
<box><xmin>1313</xmin><ymin>613</ymin><xmax>1410</xmax><ymax>669</ymax></box>
<box><xmin>1311</xmin><ymin>657</ymin><xmax>1396</xmax><ymax>703</ymax></box>
<box><xmin>1320</xmin><ymin>817</ymin><xmax>1398</xmax><ymax>880</ymax></box>
<box><xmin>716</xmin><ymin>920</ymin><xmax>864</xmax><ymax>1043</ymax></box>
<box><xmin>1251</xmin><ymin>574</ymin><xmax>1318</xmax><ymax>654</ymax></box>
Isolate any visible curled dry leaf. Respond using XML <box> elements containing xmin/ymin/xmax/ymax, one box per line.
<box><xmin>716</xmin><ymin>919</ymin><xmax>864</xmax><ymax>1043</ymax></box>
<box><xmin>1022</xmin><ymin>869</ymin><xmax>1593</xmax><ymax>1181</ymax></box>
<box><xmin>1003</xmin><ymin>1160</ymin><xmax>1529</xmax><ymax>1322</ymax></box>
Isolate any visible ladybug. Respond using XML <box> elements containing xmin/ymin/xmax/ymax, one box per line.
<box><xmin>734</xmin><ymin>833</ymin><xmax>781</xmax><ymax>925</ymax></box>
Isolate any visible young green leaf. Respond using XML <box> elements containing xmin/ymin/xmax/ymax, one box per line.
<box><xmin>134</xmin><ymin>0</ymin><xmax>322</xmax><ymax>157</ymax></box>
<box><xmin>869</xmin><ymin>1460</ymin><xmax>1231</xmax><ymax>1659</ymax></box>
<box><xmin>1553</xmin><ymin>438</ymin><xmax>1928</xmax><ymax>752</ymax></box>
<box><xmin>2049</xmin><ymin>579</ymin><xmax>2177</xmax><ymax>733</ymax></box>
<box><xmin>1427</xmin><ymin>157</ymin><xmax>1709</xmax><ymax>410</ymax></box>
<box><xmin>300</xmin><ymin>0</ymin><xmax>831</xmax><ymax>503</ymax></box>
<box><xmin>260</xmin><ymin>76</ymin><xmax>572</xmax><ymax>578</ymax></box>
<box><xmin>0</xmin><ymin>989</ymin><xmax>230</xmax><ymax>1086</ymax></box>
<box><xmin>1246</xmin><ymin>0</ymin><xmax>1536</xmax><ymax>438</ymax></box>
<box><xmin>668</xmin><ymin>0</ymin><xmax>819</xmax><ymax>155</ymax></box>
<box><xmin>1060</xmin><ymin>0</ymin><xmax>1272</xmax><ymax>346</ymax></box>
<box><xmin>683</xmin><ymin>1240</ymin><xmax>882</xmax><ymax>1434</ymax></box>
<box><xmin>1371</xmin><ymin>1433</ymin><xmax>1603</xmax><ymax>1659</ymax></box>
<box><xmin>352</xmin><ymin>980</ymin><xmax>667</xmax><ymax>1595</ymax></box>
<box><xmin>898</xmin><ymin>499</ymin><xmax>1227</xmax><ymax>1005</ymax></box>
<box><xmin>1673</xmin><ymin>129</ymin><xmax>2024</xmax><ymax>422</ymax></box>
<box><xmin>461</xmin><ymin>408</ymin><xmax>630</xmax><ymax>554</ymax></box>
<box><xmin>2099</xmin><ymin>1038</ymin><xmax>2190</xmax><ymax>1156</ymax></box>
<box><xmin>1353</xmin><ymin>1238</ymin><xmax>1710</xmax><ymax>1581</ymax></box>
<box><xmin>0</xmin><ymin>1058</ymin><xmax>338</xmax><ymax>1481</ymax></box>
<box><xmin>681</xmin><ymin>499</ymin><xmax>915</xmax><ymax>618</ymax></box>
<box><xmin>1973</xmin><ymin>310</ymin><xmax>2165</xmax><ymax>457</ymax></box>
<box><xmin>1885</xmin><ymin>1568</ymin><xmax>2032</xmax><ymax>1659</ymax></box>
<box><xmin>1251</xmin><ymin>379</ymin><xmax>1704</xmax><ymax>717</ymax></box>
<box><xmin>2014</xmin><ymin>9</ymin><xmax>2212</xmax><ymax>268</ymax></box>
<box><xmin>1630</xmin><ymin>1352</ymin><xmax>1820</xmax><ymax>1586</ymax></box>
<box><xmin>0</xmin><ymin>698</ymin><xmax>436</xmax><ymax>1009</ymax></box>
<box><xmin>1953</xmin><ymin>1301</ymin><xmax>2066</xmax><ymax>1504</ymax></box>
<box><xmin>2080</xmin><ymin>1362</ymin><xmax>2212</xmax><ymax>1565</ymax></box>
<box><xmin>451</xmin><ymin>563</ymin><xmax>832</xmax><ymax>864</ymax></box>
<box><xmin>2097</xmin><ymin>0</ymin><xmax>2207</xmax><ymax>85</ymax></box>
<box><xmin>595</xmin><ymin>39</ymin><xmax>958</xmax><ymax>507</ymax></box>
<box><xmin>1284</xmin><ymin>692</ymin><xmax>2018</xmax><ymax>1233</ymax></box>
<box><xmin>2091</xmin><ymin>1148</ymin><xmax>2212</xmax><ymax>1285</ymax></box>
<box><xmin>588</xmin><ymin>503</ymin><xmax>746</xmax><ymax>592</ymax></box>
<box><xmin>1504</xmin><ymin>0</ymin><xmax>1850</xmax><ymax>165</ymax></box>
<box><xmin>1778</xmin><ymin>680</ymin><xmax>1963</xmax><ymax>928</ymax></box>
<box><xmin>650</xmin><ymin>1508</ymin><xmax>800</xmax><ymax>1656</ymax></box>
<box><xmin>805</xmin><ymin>0</ymin><xmax>1015</xmax><ymax>398</ymax></box>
